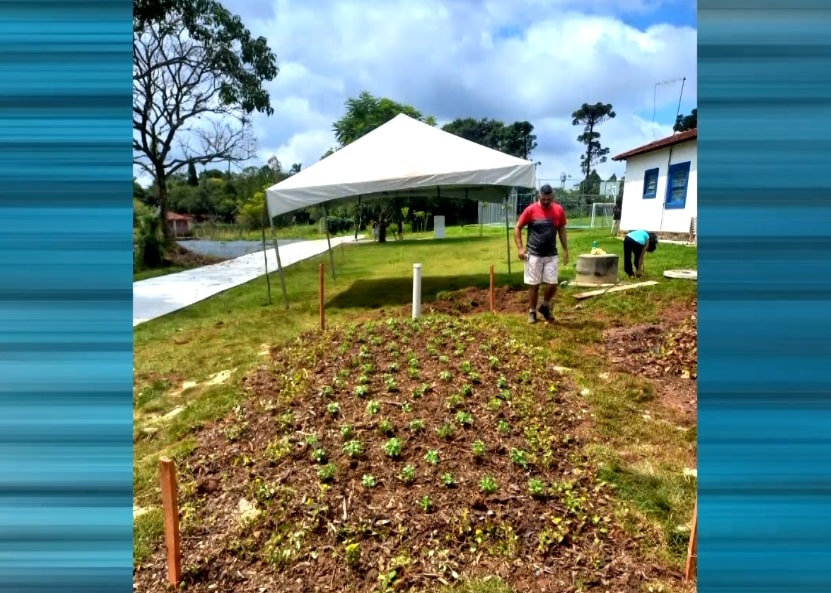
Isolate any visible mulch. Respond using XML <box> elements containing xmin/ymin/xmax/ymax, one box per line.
<box><xmin>133</xmin><ymin>311</ymin><xmax>684</xmax><ymax>593</ymax></box>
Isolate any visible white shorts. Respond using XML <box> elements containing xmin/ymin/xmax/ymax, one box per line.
<box><xmin>524</xmin><ymin>254</ymin><xmax>559</xmax><ymax>285</ymax></box>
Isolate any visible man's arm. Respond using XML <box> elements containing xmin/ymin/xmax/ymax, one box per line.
<box><xmin>557</xmin><ymin>226</ymin><xmax>569</xmax><ymax>265</ymax></box>
<box><xmin>514</xmin><ymin>210</ymin><xmax>529</xmax><ymax>259</ymax></box>
<box><xmin>637</xmin><ymin>245</ymin><xmax>647</xmax><ymax>275</ymax></box>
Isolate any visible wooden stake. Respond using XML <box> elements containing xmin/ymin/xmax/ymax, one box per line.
<box><xmin>159</xmin><ymin>457</ymin><xmax>182</xmax><ymax>587</ymax></box>
<box><xmin>319</xmin><ymin>263</ymin><xmax>325</xmax><ymax>330</ymax></box>
<box><xmin>574</xmin><ymin>280</ymin><xmax>658</xmax><ymax>300</ymax></box>
<box><xmin>489</xmin><ymin>265</ymin><xmax>495</xmax><ymax>313</ymax></box>
<box><xmin>685</xmin><ymin>497</ymin><xmax>698</xmax><ymax>582</ymax></box>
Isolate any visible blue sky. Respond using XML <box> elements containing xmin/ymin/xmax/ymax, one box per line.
<box><xmin>622</xmin><ymin>1</ymin><xmax>696</xmax><ymax>30</ymax></box>
<box><xmin>135</xmin><ymin>0</ymin><xmax>698</xmax><ymax>187</ymax></box>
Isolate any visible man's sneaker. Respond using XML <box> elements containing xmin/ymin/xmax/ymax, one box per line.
<box><xmin>528</xmin><ymin>310</ymin><xmax>537</xmax><ymax>324</ymax></box>
<box><xmin>538</xmin><ymin>303</ymin><xmax>553</xmax><ymax>322</ymax></box>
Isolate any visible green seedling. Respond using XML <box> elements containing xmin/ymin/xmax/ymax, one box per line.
<box><xmin>480</xmin><ymin>476</ymin><xmax>498</xmax><ymax>494</ymax></box>
<box><xmin>455</xmin><ymin>411</ymin><xmax>473</xmax><ymax>426</ymax></box>
<box><xmin>318</xmin><ymin>464</ymin><xmax>336</xmax><ymax>483</ymax></box>
<box><xmin>383</xmin><ymin>437</ymin><xmax>403</xmax><ymax>458</ymax></box>
<box><xmin>343</xmin><ymin>440</ymin><xmax>363</xmax><ymax>458</ymax></box>
<box><xmin>399</xmin><ymin>464</ymin><xmax>416</xmax><ymax>484</ymax></box>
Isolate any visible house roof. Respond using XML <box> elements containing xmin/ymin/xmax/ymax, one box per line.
<box><xmin>612</xmin><ymin>128</ymin><xmax>697</xmax><ymax>161</ymax></box>
<box><xmin>166</xmin><ymin>211</ymin><xmax>193</xmax><ymax>221</ymax></box>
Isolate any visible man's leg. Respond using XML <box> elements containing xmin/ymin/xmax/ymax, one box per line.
<box><xmin>623</xmin><ymin>237</ymin><xmax>635</xmax><ymax>277</ymax></box>
<box><xmin>537</xmin><ymin>256</ymin><xmax>559</xmax><ymax>322</ymax></box>
<box><xmin>634</xmin><ymin>244</ymin><xmax>644</xmax><ymax>277</ymax></box>
<box><xmin>524</xmin><ymin>255</ymin><xmax>542</xmax><ymax>323</ymax></box>
<box><xmin>528</xmin><ymin>284</ymin><xmax>540</xmax><ymax>310</ymax></box>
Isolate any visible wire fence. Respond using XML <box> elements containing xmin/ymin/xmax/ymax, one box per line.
<box><xmin>478</xmin><ymin>191</ymin><xmax>618</xmax><ymax>229</ymax></box>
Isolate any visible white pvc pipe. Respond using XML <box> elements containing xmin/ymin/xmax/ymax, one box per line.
<box><xmin>412</xmin><ymin>263</ymin><xmax>422</xmax><ymax>319</ymax></box>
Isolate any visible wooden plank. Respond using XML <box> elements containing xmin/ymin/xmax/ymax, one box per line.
<box><xmin>159</xmin><ymin>457</ymin><xmax>182</xmax><ymax>586</ymax></box>
<box><xmin>685</xmin><ymin>497</ymin><xmax>698</xmax><ymax>582</ymax></box>
<box><xmin>574</xmin><ymin>280</ymin><xmax>658</xmax><ymax>300</ymax></box>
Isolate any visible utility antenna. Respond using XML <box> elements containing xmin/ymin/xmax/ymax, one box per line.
<box><xmin>651</xmin><ymin>76</ymin><xmax>685</xmax><ymax>139</ymax></box>
<box><xmin>674</xmin><ymin>77</ymin><xmax>687</xmax><ymax>134</ymax></box>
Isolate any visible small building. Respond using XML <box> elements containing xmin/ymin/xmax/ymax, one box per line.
<box><xmin>166</xmin><ymin>211</ymin><xmax>194</xmax><ymax>237</ymax></box>
<box><xmin>612</xmin><ymin>128</ymin><xmax>697</xmax><ymax>236</ymax></box>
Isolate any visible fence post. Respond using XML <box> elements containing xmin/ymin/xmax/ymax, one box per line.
<box><xmin>159</xmin><ymin>457</ymin><xmax>182</xmax><ymax>587</ymax></box>
<box><xmin>412</xmin><ymin>263</ymin><xmax>422</xmax><ymax>320</ymax></box>
<box><xmin>685</xmin><ymin>497</ymin><xmax>698</xmax><ymax>582</ymax></box>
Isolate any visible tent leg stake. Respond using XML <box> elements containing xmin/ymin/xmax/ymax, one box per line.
<box><xmin>319</xmin><ymin>263</ymin><xmax>325</xmax><ymax>330</ymax></box>
<box><xmin>323</xmin><ymin>204</ymin><xmax>336</xmax><ymax>280</ymax></box>
<box><xmin>504</xmin><ymin>195</ymin><xmax>512</xmax><ymax>276</ymax></box>
<box><xmin>269</xmin><ymin>218</ymin><xmax>289</xmax><ymax>310</ymax></box>
<box><xmin>490</xmin><ymin>265</ymin><xmax>495</xmax><ymax>313</ymax></box>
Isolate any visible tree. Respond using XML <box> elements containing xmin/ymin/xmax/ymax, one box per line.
<box><xmin>332</xmin><ymin>91</ymin><xmax>433</xmax><ymax>147</ymax></box>
<box><xmin>442</xmin><ymin>117</ymin><xmax>505</xmax><ymax>151</ymax></box>
<box><xmin>502</xmin><ymin>121</ymin><xmax>538</xmax><ymax>159</ymax></box>
<box><xmin>331</xmin><ymin>92</ymin><xmax>436</xmax><ymax>242</ymax></box>
<box><xmin>440</xmin><ymin>118</ymin><xmax>537</xmax><ymax>159</ymax></box>
<box><xmin>572</xmin><ymin>102</ymin><xmax>616</xmax><ymax>193</ymax></box>
<box><xmin>585</xmin><ymin>170</ymin><xmax>602</xmax><ymax>195</ymax></box>
<box><xmin>674</xmin><ymin>108</ymin><xmax>697</xmax><ymax>132</ymax></box>
<box><xmin>187</xmin><ymin>161</ymin><xmax>199</xmax><ymax>186</ymax></box>
<box><xmin>133</xmin><ymin>0</ymin><xmax>278</xmax><ymax>241</ymax></box>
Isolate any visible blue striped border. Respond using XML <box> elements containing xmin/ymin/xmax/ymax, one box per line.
<box><xmin>0</xmin><ymin>2</ymin><xmax>134</xmax><ymax>592</ymax></box>
<box><xmin>699</xmin><ymin>1</ymin><xmax>831</xmax><ymax>591</ymax></box>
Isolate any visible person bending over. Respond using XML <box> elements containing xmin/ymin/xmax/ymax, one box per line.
<box><xmin>623</xmin><ymin>229</ymin><xmax>658</xmax><ymax>278</ymax></box>
<box><xmin>514</xmin><ymin>184</ymin><xmax>569</xmax><ymax>324</ymax></box>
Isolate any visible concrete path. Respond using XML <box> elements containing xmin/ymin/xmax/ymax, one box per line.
<box><xmin>133</xmin><ymin>235</ymin><xmax>364</xmax><ymax>326</ymax></box>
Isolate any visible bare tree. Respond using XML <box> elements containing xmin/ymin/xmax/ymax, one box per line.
<box><xmin>133</xmin><ymin>4</ymin><xmax>277</xmax><ymax>238</ymax></box>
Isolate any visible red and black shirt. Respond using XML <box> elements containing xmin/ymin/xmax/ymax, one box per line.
<box><xmin>517</xmin><ymin>202</ymin><xmax>567</xmax><ymax>257</ymax></box>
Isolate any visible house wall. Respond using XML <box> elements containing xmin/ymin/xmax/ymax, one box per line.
<box><xmin>619</xmin><ymin>140</ymin><xmax>697</xmax><ymax>234</ymax></box>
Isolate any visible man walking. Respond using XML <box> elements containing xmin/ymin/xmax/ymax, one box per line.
<box><xmin>514</xmin><ymin>184</ymin><xmax>569</xmax><ymax>324</ymax></box>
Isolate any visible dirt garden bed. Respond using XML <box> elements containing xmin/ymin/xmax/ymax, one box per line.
<box><xmin>604</xmin><ymin>302</ymin><xmax>697</xmax><ymax>426</ymax></box>
<box><xmin>133</xmin><ymin>312</ymin><xmax>679</xmax><ymax>593</ymax></box>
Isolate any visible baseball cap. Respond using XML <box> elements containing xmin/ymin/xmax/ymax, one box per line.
<box><xmin>540</xmin><ymin>184</ymin><xmax>553</xmax><ymax>195</ymax></box>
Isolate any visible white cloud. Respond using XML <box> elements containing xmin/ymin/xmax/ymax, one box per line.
<box><xmin>137</xmin><ymin>0</ymin><xmax>696</xmax><ymax>188</ymax></box>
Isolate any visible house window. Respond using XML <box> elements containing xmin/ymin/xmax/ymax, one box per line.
<box><xmin>642</xmin><ymin>168</ymin><xmax>658</xmax><ymax>199</ymax></box>
<box><xmin>665</xmin><ymin>161</ymin><xmax>691</xmax><ymax>209</ymax></box>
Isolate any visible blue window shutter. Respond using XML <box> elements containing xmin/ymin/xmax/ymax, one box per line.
<box><xmin>665</xmin><ymin>161</ymin><xmax>691</xmax><ymax>209</ymax></box>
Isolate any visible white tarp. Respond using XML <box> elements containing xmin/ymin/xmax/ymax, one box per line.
<box><xmin>265</xmin><ymin>113</ymin><xmax>537</xmax><ymax>218</ymax></box>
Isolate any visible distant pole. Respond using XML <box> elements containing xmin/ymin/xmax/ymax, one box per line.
<box><xmin>268</xmin><ymin>211</ymin><xmax>289</xmax><ymax>310</ymax></box>
<box><xmin>489</xmin><ymin>265</ymin><xmax>495</xmax><ymax>313</ymax></box>
<box><xmin>412</xmin><ymin>263</ymin><xmax>422</xmax><ymax>320</ymax></box>
<box><xmin>504</xmin><ymin>195</ymin><xmax>512</xmax><ymax>276</ymax></box>
<box><xmin>159</xmin><ymin>457</ymin><xmax>182</xmax><ymax>587</ymax></box>
<box><xmin>260</xmin><ymin>208</ymin><xmax>272</xmax><ymax>305</ymax></box>
<box><xmin>319</xmin><ymin>263</ymin><xmax>325</xmax><ymax>330</ymax></box>
<box><xmin>323</xmin><ymin>204</ymin><xmax>336</xmax><ymax>281</ymax></box>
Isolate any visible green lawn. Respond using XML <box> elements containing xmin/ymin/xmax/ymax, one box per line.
<box><xmin>133</xmin><ymin>226</ymin><xmax>697</xmax><ymax>589</ymax></box>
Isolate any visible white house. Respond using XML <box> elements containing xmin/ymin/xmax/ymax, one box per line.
<box><xmin>612</xmin><ymin>128</ymin><xmax>697</xmax><ymax>235</ymax></box>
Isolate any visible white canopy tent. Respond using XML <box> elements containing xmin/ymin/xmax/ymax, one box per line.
<box><xmin>264</xmin><ymin>113</ymin><xmax>537</xmax><ymax>308</ymax></box>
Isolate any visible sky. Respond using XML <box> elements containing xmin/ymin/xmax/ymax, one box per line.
<box><xmin>137</xmin><ymin>0</ymin><xmax>697</xmax><ymax>189</ymax></box>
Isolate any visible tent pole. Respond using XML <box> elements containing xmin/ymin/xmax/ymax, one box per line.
<box><xmin>268</xmin><ymin>211</ymin><xmax>289</xmax><ymax>310</ymax></box>
<box><xmin>504</xmin><ymin>194</ymin><xmax>512</xmax><ymax>276</ymax></box>
<box><xmin>323</xmin><ymin>203</ymin><xmax>336</xmax><ymax>281</ymax></box>
<box><xmin>261</xmin><ymin>203</ymin><xmax>272</xmax><ymax>305</ymax></box>
<box><xmin>355</xmin><ymin>196</ymin><xmax>363</xmax><ymax>241</ymax></box>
